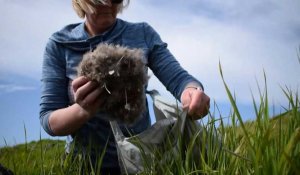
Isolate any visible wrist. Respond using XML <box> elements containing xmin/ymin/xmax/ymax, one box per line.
<box><xmin>74</xmin><ymin>103</ymin><xmax>93</xmax><ymax>120</ymax></box>
<box><xmin>185</xmin><ymin>86</ymin><xmax>203</xmax><ymax>91</ymax></box>
<box><xmin>184</xmin><ymin>82</ymin><xmax>203</xmax><ymax>92</ymax></box>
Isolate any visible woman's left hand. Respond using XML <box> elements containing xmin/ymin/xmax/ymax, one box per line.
<box><xmin>181</xmin><ymin>87</ymin><xmax>210</xmax><ymax>120</ymax></box>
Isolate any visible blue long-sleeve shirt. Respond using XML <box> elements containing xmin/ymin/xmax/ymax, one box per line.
<box><xmin>40</xmin><ymin>18</ymin><xmax>203</xmax><ymax>169</ymax></box>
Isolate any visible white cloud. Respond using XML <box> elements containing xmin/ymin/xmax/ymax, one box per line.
<box><xmin>0</xmin><ymin>0</ymin><xmax>299</xmax><ymax>106</ymax></box>
<box><xmin>0</xmin><ymin>0</ymin><xmax>81</xmax><ymax>79</ymax></box>
<box><xmin>121</xmin><ymin>0</ymin><xmax>300</xmax><ymax>105</ymax></box>
<box><xmin>0</xmin><ymin>84</ymin><xmax>36</xmax><ymax>94</ymax></box>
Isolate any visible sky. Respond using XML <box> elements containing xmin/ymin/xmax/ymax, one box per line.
<box><xmin>0</xmin><ymin>0</ymin><xmax>299</xmax><ymax>147</ymax></box>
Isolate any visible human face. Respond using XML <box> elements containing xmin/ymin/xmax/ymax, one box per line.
<box><xmin>85</xmin><ymin>1</ymin><xmax>120</xmax><ymax>36</ymax></box>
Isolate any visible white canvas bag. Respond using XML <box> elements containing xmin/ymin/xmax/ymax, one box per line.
<box><xmin>110</xmin><ymin>90</ymin><xmax>206</xmax><ymax>174</ymax></box>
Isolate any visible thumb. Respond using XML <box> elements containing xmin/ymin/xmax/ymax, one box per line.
<box><xmin>181</xmin><ymin>90</ymin><xmax>192</xmax><ymax>110</ymax></box>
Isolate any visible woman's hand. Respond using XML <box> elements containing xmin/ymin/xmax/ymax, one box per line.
<box><xmin>48</xmin><ymin>76</ymin><xmax>105</xmax><ymax>136</ymax></box>
<box><xmin>72</xmin><ymin>76</ymin><xmax>104</xmax><ymax>118</ymax></box>
<box><xmin>181</xmin><ymin>86</ymin><xmax>210</xmax><ymax>120</ymax></box>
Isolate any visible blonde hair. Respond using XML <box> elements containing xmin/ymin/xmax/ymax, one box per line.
<box><xmin>72</xmin><ymin>0</ymin><xmax>130</xmax><ymax>18</ymax></box>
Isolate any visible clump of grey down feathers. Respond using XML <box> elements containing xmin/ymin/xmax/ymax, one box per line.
<box><xmin>77</xmin><ymin>43</ymin><xmax>148</xmax><ymax>123</ymax></box>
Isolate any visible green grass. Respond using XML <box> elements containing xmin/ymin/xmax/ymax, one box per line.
<box><xmin>1</xmin><ymin>64</ymin><xmax>299</xmax><ymax>174</ymax></box>
<box><xmin>0</xmin><ymin>139</ymin><xmax>65</xmax><ymax>174</ymax></box>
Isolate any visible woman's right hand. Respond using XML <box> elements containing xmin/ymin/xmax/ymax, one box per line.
<box><xmin>49</xmin><ymin>76</ymin><xmax>104</xmax><ymax>136</ymax></box>
<box><xmin>72</xmin><ymin>76</ymin><xmax>104</xmax><ymax>118</ymax></box>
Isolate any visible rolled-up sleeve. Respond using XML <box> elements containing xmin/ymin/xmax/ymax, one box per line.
<box><xmin>40</xmin><ymin>39</ymin><xmax>69</xmax><ymax>136</ymax></box>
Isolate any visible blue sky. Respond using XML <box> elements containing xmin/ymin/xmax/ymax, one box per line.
<box><xmin>0</xmin><ymin>0</ymin><xmax>299</xmax><ymax>147</ymax></box>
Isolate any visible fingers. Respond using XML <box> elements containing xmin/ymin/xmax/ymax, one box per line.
<box><xmin>74</xmin><ymin>81</ymin><xmax>99</xmax><ymax>104</ymax></box>
<box><xmin>72</xmin><ymin>76</ymin><xmax>89</xmax><ymax>93</ymax></box>
<box><xmin>72</xmin><ymin>76</ymin><xmax>103</xmax><ymax>108</ymax></box>
<box><xmin>189</xmin><ymin>90</ymin><xmax>210</xmax><ymax>119</ymax></box>
<box><xmin>83</xmin><ymin>87</ymin><xmax>104</xmax><ymax>107</ymax></box>
<box><xmin>188</xmin><ymin>90</ymin><xmax>202</xmax><ymax>115</ymax></box>
<box><xmin>181</xmin><ymin>90</ymin><xmax>192</xmax><ymax>111</ymax></box>
<box><xmin>72</xmin><ymin>77</ymin><xmax>105</xmax><ymax>117</ymax></box>
<box><xmin>181</xmin><ymin>88</ymin><xmax>210</xmax><ymax>120</ymax></box>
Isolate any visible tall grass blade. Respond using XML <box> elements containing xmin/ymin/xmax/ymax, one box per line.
<box><xmin>39</xmin><ymin>128</ymin><xmax>45</xmax><ymax>175</ymax></box>
<box><xmin>23</xmin><ymin>122</ymin><xmax>28</xmax><ymax>152</ymax></box>
<box><xmin>3</xmin><ymin>137</ymin><xmax>8</xmax><ymax>147</ymax></box>
<box><xmin>280</xmin><ymin>128</ymin><xmax>300</xmax><ymax>173</ymax></box>
<box><xmin>219</xmin><ymin>61</ymin><xmax>254</xmax><ymax>152</ymax></box>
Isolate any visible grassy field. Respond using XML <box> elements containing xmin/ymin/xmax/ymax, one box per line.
<box><xmin>0</xmin><ymin>66</ymin><xmax>299</xmax><ymax>175</ymax></box>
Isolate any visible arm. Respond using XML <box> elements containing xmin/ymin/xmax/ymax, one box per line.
<box><xmin>48</xmin><ymin>77</ymin><xmax>104</xmax><ymax>136</ymax></box>
<box><xmin>48</xmin><ymin>103</ymin><xmax>90</xmax><ymax>136</ymax></box>
<box><xmin>144</xmin><ymin>23</ymin><xmax>203</xmax><ymax>100</ymax></box>
<box><xmin>144</xmin><ymin>23</ymin><xmax>210</xmax><ymax>119</ymax></box>
<box><xmin>40</xmin><ymin>40</ymin><xmax>103</xmax><ymax>136</ymax></box>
